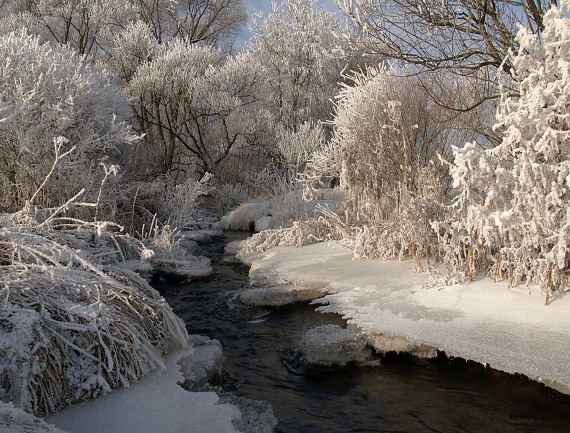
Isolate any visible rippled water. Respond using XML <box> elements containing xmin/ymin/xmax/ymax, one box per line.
<box><xmin>154</xmin><ymin>231</ymin><xmax>570</xmax><ymax>433</ymax></box>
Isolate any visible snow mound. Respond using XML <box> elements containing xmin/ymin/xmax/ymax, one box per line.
<box><xmin>46</xmin><ymin>345</ymin><xmax>241</xmax><ymax>433</ymax></box>
<box><xmin>152</xmin><ymin>254</ymin><xmax>213</xmax><ymax>279</ymax></box>
<box><xmin>225</xmin><ymin>240</ymin><xmax>244</xmax><ymax>256</ymax></box>
<box><xmin>297</xmin><ymin>325</ymin><xmax>371</xmax><ymax>367</ymax></box>
<box><xmin>215</xmin><ymin>201</ymin><xmax>288</xmax><ymax>231</ymax></box>
<box><xmin>215</xmin><ymin>189</ymin><xmax>344</xmax><ymax>233</ymax></box>
<box><xmin>239</xmin><ymin>286</ymin><xmax>323</xmax><ymax>307</ymax></box>
<box><xmin>0</xmin><ymin>403</ymin><xmax>67</xmax><ymax>433</ymax></box>
<box><xmin>180</xmin><ymin>228</ymin><xmax>224</xmax><ymax>243</ymax></box>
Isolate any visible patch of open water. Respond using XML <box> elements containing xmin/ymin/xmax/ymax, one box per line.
<box><xmin>154</xmin><ymin>231</ymin><xmax>570</xmax><ymax>433</ymax></box>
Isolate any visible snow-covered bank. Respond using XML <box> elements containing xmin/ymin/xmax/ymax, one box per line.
<box><xmin>239</xmin><ymin>242</ymin><xmax>570</xmax><ymax>395</ymax></box>
<box><xmin>214</xmin><ymin>189</ymin><xmax>343</xmax><ymax>232</ymax></box>
<box><xmin>45</xmin><ymin>339</ymin><xmax>242</xmax><ymax>433</ymax></box>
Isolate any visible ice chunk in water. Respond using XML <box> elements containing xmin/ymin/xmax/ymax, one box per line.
<box><xmin>239</xmin><ymin>286</ymin><xmax>322</xmax><ymax>307</ymax></box>
<box><xmin>297</xmin><ymin>325</ymin><xmax>371</xmax><ymax>367</ymax></box>
<box><xmin>178</xmin><ymin>335</ymin><xmax>225</xmax><ymax>389</ymax></box>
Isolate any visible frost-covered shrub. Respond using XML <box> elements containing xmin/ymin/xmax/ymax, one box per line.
<box><xmin>129</xmin><ymin>43</ymin><xmax>267</xmax><ymax>179</ymax></box>
<box><xmin>0</xmin><ymin>221</ymin><xmax>188</xmax><ymax>416</ymax></box>
<box><xmin>237</xmin><ymin>217</ymin><xmax>338</xmax><ymax>256</ymax></box>
<box><xmin>437</xmin><ymin>1</ymin><xmax>570</xmax><ymax>301</ymax></box>
<box><xmin>249</xmin><ymin>0</ymin><xmax>346</xmax><ymax>129</ymax></box>
<box><xmin>211</xmin><ymin>182</ymin><xmax>250</xmax><ymax>213</ymax></box>
<box><xmin>103</xmin><ymin>20</ymin><xmax>158</xmax><ymax>83</ymax></box>
<box><xmin>158</xmin><ymin>173</ymin><xmax>213</xmax><ymax>230</ymax></box>
<box><xmin>319</xmin><ymin>67</ymin><xmax>450</xmax><ymax>262</ymax></box>
<box><xmin>0</xmin><ymin>30</ymin><xmax>137</xmax><ymax>213</ymax></box>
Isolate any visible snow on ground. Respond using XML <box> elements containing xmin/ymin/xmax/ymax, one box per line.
<box><xmin>214</xmin><ymin>189</ymin><xmax>343</xmax><ymax>232</ymax></box>
<box><xmin>46</xmin><ymin>338</ymin><xmax>241</xmax><ymax>433</ymax></box>
<box><xmin>239</xmin><ymin>241</ymin><xmax>570</xmax><ymax>395</ymax></box>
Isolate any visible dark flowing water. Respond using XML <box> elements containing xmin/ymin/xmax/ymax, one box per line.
<box><xmin>154</xmin><ymin>231</ymin><xmax>570</xmax><ymax>433</ymax></box>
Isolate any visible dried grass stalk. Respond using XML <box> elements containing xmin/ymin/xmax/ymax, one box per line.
<box><xmin>0</xmin><ymin>221</ymin><xmax>188</xmax><ymax>416</ymax></box>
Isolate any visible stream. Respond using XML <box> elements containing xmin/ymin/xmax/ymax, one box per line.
<box><xmin>154</xmin><ymin>231</ymin><xmax>570</xmax><ymax>433</ymax></box>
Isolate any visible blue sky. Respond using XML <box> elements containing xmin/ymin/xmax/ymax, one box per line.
<box><xmin>236</xmin><ymin>0</ymin><xmax>340</xmax><ymax>48</ymax></box>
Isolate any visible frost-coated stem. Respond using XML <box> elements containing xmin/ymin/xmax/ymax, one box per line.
<box><xmin>28</xmin><ymin>138</ymin><xmax>76</xmax><ymax>207</ymax></box>
<box><xmin>38</xmin><ymin>188</ymin><xmax>85</xmax><ymax>229</ymax></box>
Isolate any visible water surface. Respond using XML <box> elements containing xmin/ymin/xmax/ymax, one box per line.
<box><xmin>155</xmin><ymin>231</ymin><xmax>570</xmax><ymax>433</ymax></box>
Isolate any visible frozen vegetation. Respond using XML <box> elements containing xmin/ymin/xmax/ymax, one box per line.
<box><xmin>0</xmin><ymin>218</ymin><xmax>276</xmax><ymax>432</ymax></box>
<box><xmin>1</xmin><ymin>0</ymin><xmax>570</xmax><ymax>431</ymax></box>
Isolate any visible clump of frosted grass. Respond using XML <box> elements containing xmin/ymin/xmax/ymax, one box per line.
<box><xmin>0</xmin><ymin>221</ymin><xmax>188</xmax><ymax>416</ymax></box>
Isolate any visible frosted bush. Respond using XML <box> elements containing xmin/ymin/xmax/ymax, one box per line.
<box><xmin>212</xmin><ymin>182</ymin><xmax>250</xmax><ymax>213</ymax></box>
<box><xmin>237</xmin><ymin>218</ymin><xmax>335</xmax><ymax>256</ymax></box>
<box><xmin>438</xmin><ymin>1</ymin><xmax>570</xmax><ymax>302</ymax></box>
<box><xmin>0</xmin><ymin>30</ymin><xmax>137</xmax><ymax>213</ymax></box>
<box><xmin>0</xmin><ymin>221</ymin><xmax>188</xmax><ymax>416</ymax></box>
<box><xmin>159</xmin><ymin>173</ymin><xmax>213</xmax><ymax>230</ymax></box>
<box><xmin>314</xmin><ymin>67</ymin><xmax>449</xmax><ymax>263</ymax></box>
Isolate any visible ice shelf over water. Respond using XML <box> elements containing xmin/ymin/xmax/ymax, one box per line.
<box><xmin>239</xmin><ymin>241</ymin><xmax>570</xmax><ymax>395</ymax></box>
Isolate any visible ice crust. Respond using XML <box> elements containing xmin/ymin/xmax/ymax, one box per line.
<box><xmin>239</xmin><ymin>286</ymin><xmax>323</xmax><ymax>306</ymax></box>
<box><xmin>240</xmin><ymin>241</ymin><xmax>570</xmax><ymax>394</ymax></box>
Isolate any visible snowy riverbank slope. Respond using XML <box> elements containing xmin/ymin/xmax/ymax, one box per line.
<box><xmin>44</xmin><ymin>340</ymin><xmax>242</xmax><ymax>433</ymax></box>
<box><xmin>239</xmin><ymin>241</ymin><xmax>570</xmax><ymax>395</ymax></box>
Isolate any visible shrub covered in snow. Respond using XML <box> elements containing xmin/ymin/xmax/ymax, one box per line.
<box><xmin>435</xmin><ymin>1</ymin><xmax>570</xmax><ymax>301</ymax></box>
<box><xmin>310</xmin><ymin>67</ymin><xmax>450</xmax><ymax>264</ymax></box>
<box><xmin>0</xmin><ymin>30</ymin><xmax>137</xmax><ymax>214</ymax></box>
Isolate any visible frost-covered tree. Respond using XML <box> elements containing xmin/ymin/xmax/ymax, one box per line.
<box><xmin>335</xmin><ymin>1</ymin><xmax>560</xmax><ymax>145</ymax></box>
<box><xmin>0</xmin><ymin>31</ymin><xmax>137</xmax><ymax>213</ymax></box>
<box><xmin>0</xmin><ymin>0</ymin><xmax>247</xmax><ymax>60</ymax></box>
<box><xmin>248</xmin><ymin>0</ymin><xmax>347</xmax><ymax>129</ymax></box>
<box><xmin>440</xmin><ymin>0</ymin><xmax>570</xmax><ymax>302</ymax></box>
<box><xmin>129</xmin><ymin>0</ymin><xmax>247</xmax><ymax>47</ymax></box>
<box><xmin>128</xmin><ymin>42</ymin><xmax>268</xmax><ymax>181</ymax></box>
<box><xmin>104</xmin><ymin>20</ymin><xmax>159</xmax><ymax>82</ymax></box>
<box><xmin>336</xmin><ymin>0</ymin><xmax>556</xmax><ymax>75</ymax></box>
<box><xmin>0</xmin><ymin>0</ymin><xmax>135</xmax><ymax>57</ymax></box>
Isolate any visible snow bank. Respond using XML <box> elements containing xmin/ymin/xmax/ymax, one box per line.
<box><xmin>46</xmin><ymin>343</ymin><xmax>241</xmax><ymax>433</ymax></box>
<box><xmin>240</xmin><ymin>242</ymin><xmax>570</xmax><ymax>394</ymax></box>
<box><xmin>214</xmin><ymin>189</ymin><xmax>343</xmax><ymax>232</ymax></box>
<box><xmin>214</xmin><ymin>201</ymin><xmax>291</xmax><ymax>231</ymax></box>
<box><xmin>0</xmin><ymin>403</ymin><xmax>66</xmax><ymax>433</ymax></box>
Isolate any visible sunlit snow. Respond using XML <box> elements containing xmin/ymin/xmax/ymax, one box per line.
<box><xmin>239</xmin><ymin>241</ymin><xmax>570</xmax><ymax>395</ymax></box>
